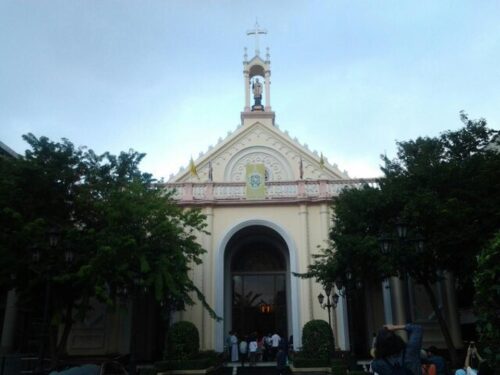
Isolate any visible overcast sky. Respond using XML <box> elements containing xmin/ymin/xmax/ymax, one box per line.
<box><xmin>1</xmin><ymin>1</ymin><xmax>499</xmax><ymax>179</ymax></box>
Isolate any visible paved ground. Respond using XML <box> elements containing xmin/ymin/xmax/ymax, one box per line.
<box><xmin>221</xmin><ymin>364</ymin><xmax>282</xmax><ymax>375</ymax></box>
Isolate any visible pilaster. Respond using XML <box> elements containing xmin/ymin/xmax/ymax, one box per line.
<box><xmin>202</xmin><ymin>207</ymin><xmax>214</xmax><ymax>350</ymax></box>
<box><xmin>298</xmin><ymin>204</ymin><xmax>312</xmax><ymax>324</ymax></box>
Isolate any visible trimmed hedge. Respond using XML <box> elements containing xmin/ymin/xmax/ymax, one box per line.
<box><xmin>301</xmin><ymin>320</ymin><xmax>334</xmax><ymax>360</ymax></box>
<box><xmin>165</xmin><ymin>321</ymin><xmax>200</xmax><ymax>360</ymax></box>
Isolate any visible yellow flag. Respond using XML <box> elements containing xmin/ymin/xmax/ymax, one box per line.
<box><xmin>189</xmin><ymin>157</ymin><xmax>199</xmax><ymax>178</ymax></box>
<box><xmin>246</xmin><ymin>163</ymin><xmax>266</xmax><ymax>199</ymax></box>
<box><xmin>320</xmin><ymin>153</ymin><xmax>325</xmax><ymax>169</ymax></box>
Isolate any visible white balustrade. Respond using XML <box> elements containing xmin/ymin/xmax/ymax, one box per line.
<box><xmin>193</xmin><ymin>185</ymin><xmax>207</xmax><ymax>199</ymax></box>
<box><xmin>161</xmin><ymin>179</ymin><xmax>378</xmax><ymax>202</ymax></box>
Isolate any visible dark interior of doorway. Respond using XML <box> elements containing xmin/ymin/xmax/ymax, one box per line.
<box><xmin>232</xmin><ymin>274</ymin><xmax>287</xmax><ymax>338</ymax></box>
<box><xmin>228</xmin><ymin>225</ymin><xmax>289</xmax><ymax>339</ymax></box>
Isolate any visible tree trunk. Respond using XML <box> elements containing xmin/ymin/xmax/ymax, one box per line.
<box><xmin>47</xmin><ymin>302</ymin><xmax>74</xmax><ymax>368</ymax></box>
<box><xmin>421</xmin><ymin>280</ymin><xmax>459</xmax><ymax>367</ymax></box>
<box><xmin>57</xmin><ymin>302</ymin><xmax>74</xmax><ymax>359</ymax></box>
<box><xmin>49</xmin><ymin>322</ymin><xmax>58</xmax><ymax>368</ymax></box>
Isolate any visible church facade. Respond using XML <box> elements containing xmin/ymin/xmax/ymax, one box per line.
<box><xmin>155</xmin><ymin>47</ymin><xmax>463</xmax><ymax>355</ymax></box>
<box><xmin>1</xmin><ymin>37</ymin><xmax>463</xmax><ymax>360</ymax></box>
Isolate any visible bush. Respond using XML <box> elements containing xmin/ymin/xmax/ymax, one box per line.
<box><xmin>301</xmin><ymin>320</ymin><xmax>334</xmax><ymax>360</ymax></box>
<box><xmin>165</xmin><ymin>321</ymin><xmax>200</xmax><ymax>360</ymax></box>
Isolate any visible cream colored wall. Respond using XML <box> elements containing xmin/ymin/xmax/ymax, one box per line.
<box><xmin>176</xmin><ymin>202</ymin><xmax>333</xmax><ymax>351</ymax></box>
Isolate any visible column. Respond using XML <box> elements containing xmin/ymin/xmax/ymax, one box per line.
<box><xmin>265</xmin><ymin>71</ymin><xmax>271</xmax><ymax>111</ymax></box>
<box><xmin>0</xmin><ymin>290</ymin><xmax>18</xmax><ymax>354</ymax></box>
<box><xmin>382</xmin><ymin>279</ymin><xmax>394</xmax><ymax>324</ymax></box>
<box><xmin>335</xmin><ymin>293</ymin><xmax>350</xmax><ymax>351</ymax></box>
<box><xmin>244</xmin><ymin>71</ymin><xmax>250</xmax><ymax>111</ymax></box>
<box><xmin>390</xmin><ymin>277</ymin><xmax>408</xmax><ymax>340</ymax></box>
<box><xmin>298</xmin><ymin>204</ymin><xmax>312</xmax><ymax>324</ymax></box>
<box><xmin>390</xmin><ymin>277</ymin><xmax>407</xmax><ymax>325</ymax></box>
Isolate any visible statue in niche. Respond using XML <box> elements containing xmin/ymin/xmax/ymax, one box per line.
<box><xmin>252</xmin><ymin>78</ymin><xmax>264</xmax><ymax>111</ymax></box>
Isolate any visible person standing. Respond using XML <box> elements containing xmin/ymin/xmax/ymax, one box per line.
<box><xmin>249</xmin><ymin>334</ymin><xmax>258</xmax><ymax>366</ymax></box>
<box><xmin>225</xmin><ymin>331</ymin><xmax>232</xmax><ymax>361</ymax></box>
<box><xmin>239</xmin><ymin>335</ymin><xmax>248</xmax><ymax>367</ymax></box>
<box><xmin>271</xmin><ymin>331</ymin><xmax>281</xmax><ymax>361</ymax></box>
<box><xmin>230</xmin><ymin>331</ymin><xmax>239</xmax><ymax>362</ymax></box>
<box><xmin>264</xmin><ymin>333</ymin><xmax>272</xmax><ymax>361</ymax></box>
<box><xmin>257</xmin><ymin>334</ymin><xmax>265</xmax><ymax>362</ymax></box>
<box><xmin>276</xmin><ymin>343</ymin><xmax>287</xmax><ymax>375</ymax></box>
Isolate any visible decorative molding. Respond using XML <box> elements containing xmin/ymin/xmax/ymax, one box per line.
<box><xmin>225</xmin><ymin>146</ymin><xmax>293</xmax><ymax>182</ymax></box>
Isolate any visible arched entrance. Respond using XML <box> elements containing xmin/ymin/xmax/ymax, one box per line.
<box><xmin>224</xmin><ymin>225</ymin><xmax>290</xmax><ymax>338</ymax></box>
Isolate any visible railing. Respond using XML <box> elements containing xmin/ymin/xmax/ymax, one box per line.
<box><xmin>161</xmin><ymin>178</ymin><xmax>378</xmax><ymax>203</ymax></box>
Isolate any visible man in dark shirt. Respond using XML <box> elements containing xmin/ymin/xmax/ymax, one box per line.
<box><xmin>371</xmin><ymin>323</ymin><xmax>423</xmax><ymax>375</ymax></box>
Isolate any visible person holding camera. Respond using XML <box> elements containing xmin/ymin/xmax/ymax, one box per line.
<box><xmin>454</xmin><ymin>343</ymin><xmax>492</xmax><ymax>375</ymax></box>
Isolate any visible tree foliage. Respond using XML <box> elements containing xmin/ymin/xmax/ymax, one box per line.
<box><xmin>302</xmin><ymin>113</ymin><xmax>500</xmax><ymax>363</ymax></box>
<box><xmin>0</xmin><ymin>134</ymin><xmax>216</xmax><ymax>360</ymax></box>
<box><xmin>473</xmin><ymin>231</ymin><xmax>500</xmax><ymax>368</ymax></box>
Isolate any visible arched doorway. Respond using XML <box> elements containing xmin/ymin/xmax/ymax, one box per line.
<box><xmin>224</xmin><ymin>225</ymin><xmax>290</xmax><ymax>338</ymax></box>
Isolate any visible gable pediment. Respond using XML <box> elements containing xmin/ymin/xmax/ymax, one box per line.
<box><xmin>169</xmin><ymin>120</ymin><xmax>349</xmax><ymax>183</ymax></box>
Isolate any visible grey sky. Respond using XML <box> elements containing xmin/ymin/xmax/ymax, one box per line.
<box><xmin>1</xmin><ymin>0</ymin><xmax>499</xmax><ymax>179</ymax></box>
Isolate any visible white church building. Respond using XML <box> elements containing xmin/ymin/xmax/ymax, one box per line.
<box><xmin>62</xmin><ymin>30</ymin><xmax>463</xmax><ymax>360</ymax></box>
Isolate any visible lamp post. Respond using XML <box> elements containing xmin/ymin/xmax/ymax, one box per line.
<box><xmin>32</xmin><ymin>227</ymin><xmax>74</xmax><ymax>374</ymax></box>
<box><xmin>334</xmin><ymin>270</ymin><xmax>361</xmax><ymax>355</ymax></box>
<box><xmin>317</xmin><ymin>283</ymin><xmax>339</xmax><ymax>343</ymax></box>
<box><xmin>378</xmin><ymin>219</ymin><xmax>425</xmax><ymax>324</ymax></box>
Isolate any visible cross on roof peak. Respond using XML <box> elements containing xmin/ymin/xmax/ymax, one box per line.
<box><xmin>246</xmin><ymin>20</ymin><xmax>267</xmax><ymax>56</ymax></box>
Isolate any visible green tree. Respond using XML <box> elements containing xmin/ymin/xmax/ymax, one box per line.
<box><xmin>473</xmin><ymin>231</ymin><xmax>500</xmax><ymax>368</ymax></box>
<box><xmin>302</xmin><ymin>113</ymin><xmax>500</xmax><ymax>365</ymax></box>
<box><xmin>0</xmin><ymin>134</ymin><xmax>217</xmax><ymax>363</ymax></box>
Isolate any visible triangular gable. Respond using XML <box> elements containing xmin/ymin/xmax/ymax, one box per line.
<box><xmin>168</xmin><ymin>120</ymin><xmax>349</xmax><ymax>183</ymax></box>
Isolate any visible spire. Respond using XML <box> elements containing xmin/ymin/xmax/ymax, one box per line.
<box><xmin>242</xmin><ymin>22</ymin><xmax>274</xmax><ymax>126</ymax></box>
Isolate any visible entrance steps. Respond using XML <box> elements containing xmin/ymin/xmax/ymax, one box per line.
<box><xmin>224</xmin><ymin>363</ymin><xmax>280</xmax><ymax>375</ymax></box>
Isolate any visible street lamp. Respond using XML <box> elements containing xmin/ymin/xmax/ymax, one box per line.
<box><xmin>335</xmin><ymin>269</ymin><xmax>362</xmax><ymax>355</ymax></box>
<box><xmin>317</xmin><ymin>284</ymin><xmax>339</xmax><ymax>342</ymax></box>
<box><xmin>378</xmin><ymin>219</ymin><xmax>425</xmax><ymax>323</ymax></box>
<box><xmin>32</xmin><ymin>227</ymin><xmax>75</xmax><ymax>373</ymax></box>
